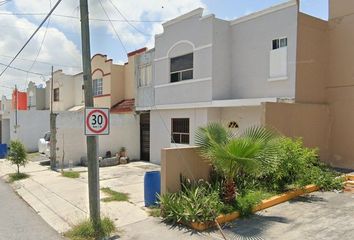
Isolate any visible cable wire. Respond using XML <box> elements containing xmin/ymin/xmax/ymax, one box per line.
<box><xmin>108</xmin><ymin>0</ymin><xmax>152</xmax><ymax>37</ymax></box>
<box><xmin>0</xmin><ymin>61</ymin><xmax>49</xmax><ymax>76</ymax></box>
<box><xmin>0</xmin><ymin>11</ymin><xmax>164</xmax><ymax>22</ymax></box>
<box><xmin>97</xmin><ymin>0</ymin><xmax>128</xmax><ymax>55</ymax></box>
<box><xmin>0</xmin><ymin>0</ymin><xmax>63</xmax><ymax>79</ymax></box>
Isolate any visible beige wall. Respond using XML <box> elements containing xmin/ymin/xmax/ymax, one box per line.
<box><xmin>295</xmin><ymin>13</ymin><xmax>329</xmax><ymax>104</ymax></box>
<box><xmin>110</xmin><ymin>64</ymin><xmax>125</xmax><ymax>106</ymax></box>
<box><xmin>124</xmin><ymin>56</ymin><xmax>136</xmax><ymax>100</ymax></box>
<box><xmin>262</xmin><ymin>102</ymin><xmax>331</xmax><ymax>163</ymax></box>
<box><xmin>161</xmin><ymin>146</ymin><xmax>211</xmax><ymax>194</ymax></box>
<box><xmin>324</xmin><ymin>0</ymin><xmax>354</xmax><ymax>169</ymax></box>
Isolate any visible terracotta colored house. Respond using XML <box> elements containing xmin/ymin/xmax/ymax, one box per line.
<box><xmin>12</xmin><ymin>89</ymin><xmax>27</xmax><ymax>110</ymax></box>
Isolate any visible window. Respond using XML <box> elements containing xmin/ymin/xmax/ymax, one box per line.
<box><xmin>272</xmin><ymin>37</ymin><xmax>287</xmax><ymax>50</ymax></box>
<box><xmin>170</xmin><ymin>53</ymin><xmax>193</xmax><ymax>83</ymax></box>
<box><xmin>53</xmin><ymin>88</ymin><xmax>59</xmax><ymax>102</ymax></box>
<box><xmin>93</xmin><ymin>78</ymin><xmax>103</xmax><ymax>96</ymax></box>
<box><xmin>228</xmin><ymin>121</ymin><xmax>239</xmax><ymax>129</ymax></box>
<box><xmin>139</xmin><ymin>64</ymin><xmax>152</xmax><ymax>87</ymax></box>
<box><xmin>171</xmin><ymin>118</ymin><xmax>189</xmax><ymax>144</ymax></box>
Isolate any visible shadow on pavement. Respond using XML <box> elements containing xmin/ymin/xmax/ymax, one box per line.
<box><xmin>220</xmin><ymin>214</ymin><xmax>290</xmax><ymax>240</ymax></box>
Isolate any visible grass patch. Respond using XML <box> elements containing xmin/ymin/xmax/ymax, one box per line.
<box><xmin>101</xmin><ymin>187</ymin><xmax>129</xmax><ymax>202</ymax></box>
<box><xmin>147</xmin><ymin>206</ymin><xmax>161</xmax><ymax>217</ymax></box>
<box><xmin>27</xmin><ymin>152</ymin><xmax>40</xmax><ymax>160</ymax></box>
<box><xmin>64</xmin><ymin>217</ymin><xmax>116</xmax><ymax>240</ymax></box>
<box><xmin>62</xmin><ymin>171</ymin><xmax>80</xmax><ymax>179</ymax></box>
<box><xmin>8</xmin><ymin>173</ymin><xmax>29</xmax><ymax>182</ymax></box>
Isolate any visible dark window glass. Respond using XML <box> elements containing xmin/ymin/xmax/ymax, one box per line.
<box><xmin>170</xmin><ymin>53</ymin><xmax>193</xmax><ymax>72</ymax></box>
<box><xmin>181</xmin><ymin>70</ymin><xmax>193</xmax><ymax>80</ymax></box>
<box><xmin>170</xmin><ymin>72</ymin><xmax>180</xmax><ymax>82</ymax></box>
<box><xmin>171</xmin><ymin>118</ymin><xmax>189</xmax><ymax>144</ymax></box>
<box><xmin>272</xmin><ymin>39</ymin><xmax>279</xmax><ymax>50</ymax></box>
<box><xmin>54</xmin><ymin>88</ymin><xmax>59</xmax><ymax>102</ymax></box>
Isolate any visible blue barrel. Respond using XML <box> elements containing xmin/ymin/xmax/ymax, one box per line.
<box><xmin>144</xmin><ymin>171</ymin><xmax>161</xmax><ymax>207</ymax></box>
<box><xmin>0</xmin><ymin>144</ymin><xmax>8</xmax><ymax>158</ymax></box>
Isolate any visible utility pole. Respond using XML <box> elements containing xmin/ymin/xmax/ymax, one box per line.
<box><xmin>79</xmin><ymin>0</ymin><xmax>101</xmax><ymax>234</ymax></box>
<box><xmin>50</xmin><ymin>66</ymin><xmax>57</xmax><ymax>170</ymax></box>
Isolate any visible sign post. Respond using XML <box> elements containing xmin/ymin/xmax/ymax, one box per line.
<box><xmin>85</xmin><ymin>108</ymin><xmax>110</xmax><ymax>136</ymax></box>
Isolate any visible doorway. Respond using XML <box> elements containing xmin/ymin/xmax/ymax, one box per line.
<box><xmin>140</xmin><ymin>112</ymin><xmax>150</xmax><ymax>161</ymax></box>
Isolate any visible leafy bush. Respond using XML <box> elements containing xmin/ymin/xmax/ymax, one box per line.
<box><xmin>160</xmin><ymin>180</ymin><xmax>223</xmax><ymax>224</ymax></box>
<box><xmin>64</xmin><ymin>217</ymin><xmax>116</xmax><ymax>240</ymax></box>
<box><xmin>236</xmin><ymin>190</ymin><xmax>273</xmax><ymax>217</ymax></box>
<box><xmin>8</xmin><ymin>140</ymin><xmax>27</xmax><ymax>174</ymax></box>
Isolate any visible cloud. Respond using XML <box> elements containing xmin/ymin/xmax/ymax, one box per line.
<box><xmin>0</xmin><ymin>11</ymin><xmax>82</xmax><ymax>97</ymax></box>
<box><xmin>1</xmin><ymin>0</ymin><xmax>207</xmax><ymax>96</ymax></box>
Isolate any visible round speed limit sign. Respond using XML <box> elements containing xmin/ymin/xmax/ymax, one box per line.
<box><xmin>85</xmin><ymin>108</ymin><xmax>110</xmax><ymax>135</ymax></box>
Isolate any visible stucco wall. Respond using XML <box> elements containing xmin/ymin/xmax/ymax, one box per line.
<box><xmin>154</xmin><ymin>9</ymin><xmax>213</xmax><ymax>105</ymax></box>
<box><xmin>150</xmin><ymin>108</ymin><xmax>208</xmax><ymax>164</ymax></box>
<box><xmin>220</xmin><ymin>106</ymin><xmax>263</xmax><ymax>131</ymax></box>
<box><xmin>230</xmin><ymin>4</ymin><xmax>298</xmax><ymax>99</ymax></box>
<box><xmin>111</xmin><ymin>64</ymin><xmax>125</xmax><ymax>106</ymax></box>
<box><xmin>1</xmin><ymin>119</ymin><xmax>10</xmax><ymax>144</ymax></box>
<box><xmin>10</xmin><ymin>110</ymin><xmax>50</xmax><ymax>152</ymax></box>
<box><xmin>295</xmin><ymin>13</ymin><xmax>328</xmax><ymax>103</ymax></box>
<box><xmin>263</xmin><ymin>102</ymin><xmax>330</xmax><ymax>163</ymax></box>
<box><xmin>161</xmin><ymin>146</ymin><xmax>211</xmax><ymax>194</ymax></box>
<box><xmin>56</xmin><ymin>111</ymin><xmax>140</xmax><ymax>166</ymax></box>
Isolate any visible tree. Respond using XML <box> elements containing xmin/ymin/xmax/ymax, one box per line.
<box><xmin>195</xmin><ymin>123</ymin><xmax>278</xmax><ymax>204</ymax></box>
<box><xmin>8</xmin><ymin>140</ymin><xmax>28</xmax><ymax>174</ymax></box>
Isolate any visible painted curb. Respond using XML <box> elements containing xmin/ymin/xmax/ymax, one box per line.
<box><xmin>186</xmin><ymin>184</ymin><xmax>319</xmax><ymax>231</ymax></box>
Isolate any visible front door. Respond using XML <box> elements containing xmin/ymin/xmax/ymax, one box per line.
<box><xmin>140</xmin><ymin>113</ymin><xmax>150</xmax><ymax>161</ymax></box>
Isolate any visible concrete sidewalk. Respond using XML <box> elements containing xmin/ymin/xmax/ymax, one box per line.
<box><xmin>0</xmin><ymin>159</ymin><xmax>212</xmax><ymax>239</ymax></box>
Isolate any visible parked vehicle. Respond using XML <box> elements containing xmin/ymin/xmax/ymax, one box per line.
<box><xmin>38</xmin><ymin>132</ymin><xmax>50</xmax><ymax>156</ymax></box>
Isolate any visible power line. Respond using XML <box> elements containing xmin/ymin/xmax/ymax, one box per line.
<box><xmin>0</xmin><ymin>11</ymin><xmax>164</xmax><ymax>22</ymax></box>
<box><xmin>98</xmin><ymin>0</ymin><xmax>128</xmax><ymax>55</ymax></box>
<box><xmin>108</xmin><ymin>0</ymin><xmax>152</xmax><ymax>37</ymax></box>
<box><xmin>0</xmin><ymin>61</ymin><xmax>49</xmax><ymax>76</ymax></box>
<box><xmin>0</xmin><ymin>0</ymin><xmax>63</xmax><ymax>79</ymax></box>
<box><xmin>0</xmin><ymin>54</ymin><xmax>81</xmax><ymax>69</ymax></box>
<box><xmin>25</xmin><ymin>0</ymin><xmax>52</xmax><ymax>84</ymax></box>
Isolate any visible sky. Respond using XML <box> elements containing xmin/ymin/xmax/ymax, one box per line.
<box><xmin>0</xmin><ymin>0</ymin><xmax>328</xmax><ymax>97</ymax></box>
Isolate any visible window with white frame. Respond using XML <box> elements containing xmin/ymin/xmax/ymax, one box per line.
<box><xmin>170</xmin><ymin>53</ymin><xmax>193</xmax><ymax>83</ymax></box>
<box><xmin>269</xmin><ymin>37</ymin><xmax>288</xmax><ymax>79</ymax></box>
<box><xmin>139</xmin><ymin>64</ymin><xmax>152</xmax><ymax>87</ymax></box>
<box><xmin>171</xmin><ymin>118</ymin><xmax>190</xmax><ymax>144</ymax></box>
<box><xmin>272</xmin><ymin>37</ymin><xmax>287</xmax><ymax>50</ymax></box>
<box><xmin>93</xmin><ymin>78</ymin><xmax>103</xmax><ymax>96</ymax></box>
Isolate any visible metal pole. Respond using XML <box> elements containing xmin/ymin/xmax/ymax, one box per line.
<box><xmin>50</xmin><ymin>66</ymin><xmax>57</xmax><ymax>170</ymax></box>
<box><xmin>14</xmin><ymin>85</ymin><xmax>17</xmax><ymax>134</ymax></box>
<box><xmin>79</xmin><ymin>0</ymin><xmax>101</xmax><ymax>233</ymax></box>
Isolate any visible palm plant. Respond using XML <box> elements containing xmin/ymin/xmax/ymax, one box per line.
<box><xmin>195</xmin><ymin>123</ymin><xmax>278</xmax><ymax>204</ymax></box>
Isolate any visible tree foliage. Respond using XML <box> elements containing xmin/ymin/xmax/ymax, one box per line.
<box><xmin>8</xmin><ymin>140</ymin><xmax>27</xmax><ymax>174</ymax></box>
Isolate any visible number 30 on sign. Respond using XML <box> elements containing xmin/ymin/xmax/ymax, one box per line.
<box><xmin>85</xmin><ymin>108</ymin><xmax>110</xmax><ymax>135</ymax></box>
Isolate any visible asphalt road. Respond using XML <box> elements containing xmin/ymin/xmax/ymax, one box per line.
<box><xmin>0</xmin><ymin>179</ymin><xmax>63</xmax><ymax>240</ymax></box>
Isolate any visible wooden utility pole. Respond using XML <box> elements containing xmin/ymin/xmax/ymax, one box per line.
<box><xmin>79</xmin><ymin>0</ymin><xmax>101</xmax><ymax>233</ymax></box>
<box><xmin>50</xmin><ymin>66</ymin><xmax>57</xmax><ymax>170</ymax></box>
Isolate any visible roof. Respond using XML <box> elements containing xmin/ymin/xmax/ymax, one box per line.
<box><xmin>110</xmin><ymin>99</ymin><xmax>135</xmax><ymax>114</ymax></box>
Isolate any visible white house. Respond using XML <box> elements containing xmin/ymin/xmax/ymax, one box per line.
<box><xmin>135</xmin><ymin>1</ymin><xmax>299</xmax><ymax>164</ymax></box>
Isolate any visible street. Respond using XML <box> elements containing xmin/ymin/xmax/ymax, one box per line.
<box><xmin>0</xmin><ymin>179</ymin><xmax>63</xmax><ymax>240</ymax></box>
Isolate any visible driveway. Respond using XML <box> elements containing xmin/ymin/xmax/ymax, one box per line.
<box><xmin>212</xmin><ymin>191</ymin><xmax>354</xmax><ymax>240</ymax></box>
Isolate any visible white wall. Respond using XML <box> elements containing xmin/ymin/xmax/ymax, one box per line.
<box><xmin>1</xmin><ymin>119</ymin><xmax>10</xmax><ymax>144</ymax></box>
<box><xmin>150</xmin><ymin>108</ymin><xmax>208</xmax><ymax>164</ymax></box>
<box><xmin>56</xmin><ymin>111</ymin><xmax>140</xmax><ymax>166</ymax></box>
<box><xmin>10</xmin><ymin>110</ymin><xmax>50</xmax><ymax>152</ymax></box>
<box><xmin>150</xmin><ymin>106</ymin><xmax>263</xmax><ymax>164</ymax></box>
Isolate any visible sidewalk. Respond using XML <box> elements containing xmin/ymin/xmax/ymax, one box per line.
<box><xmin>0</xmin><ymin>159</ymin><xmax>214</xmax><ymax>239</ymax></box>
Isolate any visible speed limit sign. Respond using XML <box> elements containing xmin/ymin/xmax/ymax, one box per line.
<box><xmin>85</xmin><ymin>108</ymin><xmax>110</xmax><ymax>135</ymax></box>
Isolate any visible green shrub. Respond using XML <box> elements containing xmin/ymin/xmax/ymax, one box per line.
<box><xmin>64</xmin><ymin>217</ymin><xmax>116</xmax><ymax>240</ymax></box>
<box><xmin>236</xmin><ymin>190</ymin><xmax>273</xmax><ymax>217</ymax></box>
<box><xmin>160</xmin><ymin>180</ymin><xmax>223</xmax><ymax>223</ymax></box>
<box><xmin>7</xmin><ymin>140</ymin><xmax>28</xmax><ymax>174</ymax></box>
